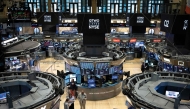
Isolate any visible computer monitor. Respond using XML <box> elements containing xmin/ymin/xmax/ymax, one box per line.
<box><xmin>0</xmin><ymin>92</ymin><xmax>10</xmax><ymax>103</ymax></box>
<box><xmin>112</xmin><ymin>75</ymin><xmax>118</xmax><ymax>80</ymax></box>
<box><xmin>88</xmin><ymin>79</ymin><xmax>95</xmax><ymax>84</ymax></box>
<box><xmin>88</xmin><ymin>83</ymin><xmax>96</xmax><ymax>88</ymax></box>
<box><xmin>165</xmin><ymin>91</ymin><xmax>179</xmax><ymax>98</ymax></box>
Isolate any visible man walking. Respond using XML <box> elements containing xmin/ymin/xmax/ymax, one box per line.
<box><xmin>77</xmin><ymin>90</ymin><xmax>87</xmax><ymax>109</ymax></box>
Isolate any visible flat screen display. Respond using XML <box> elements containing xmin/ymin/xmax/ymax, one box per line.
<box><xmin>0</xmin><ymin>92</ymin><xmax>9</xmax><ymax>103</ymax></box>
<box><xmin>70</xmin><ymin>66</ymin><xmax>81</xmax><ymax>74</ymax></box>
<box><xmin>174</xmin><ymin>66</ymin><xmax>189</xmax><ymax>73</ymax></box>
<box><xmin>80</xmin><ymin>62</ymin><xmax>94</xmax><ymax>69</ymax></box>
<box><xmin>135</xmin><ymin>41</ymin><xmax>144</xmax><ymax>48</ymax></box>
<box><xmin>163</xmin><ymin>63</ymin><xmax>173</xmax><ymax>71</ymax></box>
<box><xmin>88</xmin><ymin>79</ymin><xmax>95</xmax><ymax>83</ymax></box>
<box><xmin>112</xmin><ymin>75</ymin><xmax>118</xmax><ymax>80</ymax></box>
<box><xmin>128</xmin><ymin>13</ymin><xmax>151</xmax><ymax>26</ymax></box>
<box><xmin>96</xmin><ymin>62</ymin><xmax>109</xmax><ymax>69</ymax></box>
<box><xmin>37</xmin><ymin>12</ymin><xmax>60</xmax><ymax>25</ymax></box>
<box><xmin>88</xmin><ymin>83</ymin><xmax>96</xmax><ymax>88</ymax></box>
<box><xmin>165</xmin><ymin>91</ymin><xmax>179</xmax><ymax>98</ymax></box>
<box><xmin>109</xmin><ymin>65</ymin><xmax>123</xmax><ymax>74</ymax></box>
<box><xmin>95</xmin><ymin>68</ymin><xmax>109</xmax><ymax>75</ymax></box>
<box><xmin>160</xmin><ymin>14</ymin><xmax>174</xmax><ymax>33</ymax></box>
<box><xmin>42</xmin><ymin>25</ymin><xmax>56</xmax><ymax>32</ymax></box>
<box><xmin>69</xmin><ymin>74</ymin><xmax>76</xmax><ymax>82</ymax></box>
<box><xmin>77</xmin><ymin>13</ymin><xmax>111</xmax><ymax>33</ymax></box>
<box><xmin>83</xmin><ymin>33</ymin><xmax>105</xmax><ymax>45</ymax></box>
<box><xmin>81</xmin><ymin>68</ymin><xmax>93</xmax><ymax>75</ymax></box>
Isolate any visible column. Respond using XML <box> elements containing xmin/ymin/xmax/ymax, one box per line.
<box><xmin>92</xmin><ymin>0</ymin><xmax>97</xmax><ymax>14</ymax></box>
<box><xmin>0</xmin><ymin>31</ymin><xmax>5</xmax><ymax>72</ymax></box>
<box><xmin>48</xmin><ymin>0</ymin><xmax>51</xmax><ymax>12</ymax></box>
<box><xmin>185</xmin><ymin>20</ymin><xmax>190</xmax><ymax>50</ymax></box>
<box><xmin>137</xmin><ymin>0</ymin><xmax>140</xmax><ymax>13</ymax></box>
<box><xmin>179</xmin><ymin>0</ymin><xmax>186</xmax><ymax>14</ymax></box>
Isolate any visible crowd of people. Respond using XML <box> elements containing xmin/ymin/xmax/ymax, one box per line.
<box><xmin>64</xmin><ymin>79</ymin><xmax>87</xmax><ymax>109</ymax></box>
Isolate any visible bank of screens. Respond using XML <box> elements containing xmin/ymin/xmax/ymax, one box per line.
<box><xmin>163</xmin><ymin>63</ymin><xmax>173</xmax><ymax>71</ymax></box>
<box><xmin>112</xmin><ymin>75</ymin><xmax>118</xmax><ymax>80</ymax></box>
<box><xmin>81</xmin><ymin>68</ymin><xmax>94</xmax><ymax>75</ymax></box>
<box><xmin>95</xmin><ymin>69</ymin><xmax>109</xmax><ymax>75</ymax></box>
<box><xmin>135</xmin><ymin>41</ymin><xmax>144</xmax><ymax>48</ymax></box>
<box><xmin>80</xmin><ymin>62</ymin><xmax>94</xmax><ymax>69</ymax></box>
<box><xmin>109</xmin><ymin>65</ymin><xmax>123</xmax><ymax>74</ymax></box>
<box><xmin>88</xmin><ymin>79</ymin><xmax>95</xmax><ymax>84</ymax></box>
<box><xmin>96</xmin><ymin>62</ymin><xmax>109</xmax><ymax>69</ymax></box>
<box><xmin>0</xmin><ymin>92</ymin><xmax>9</xmax><ymax>103</ymax></box>
<box><xmin>95</xmin><ymin>62</ymin><xmax>109</xmax><ymax>75</ymax></box>
<box><xmin>165</xmin><ymin>91</ymin><xmax>179</xmax><ymax>98</ymax></box>
<box><xmin>174</xmin><ymin>66</ymin><xmax>189</xmax><ymax>73</ymax></box>
<box><xmin>70</xmin><ymin>66</ymin><xmax>81</xmax><ymax>74</ymax></box>
<box><xmin>88</xmin><ymin>83</ymin><xmax>96</xmax><ymax>88</ymax></box>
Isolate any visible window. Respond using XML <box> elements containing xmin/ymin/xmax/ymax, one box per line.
<box><xmin>148</xmin><ymin>0</ymin><xmax>163</xmax><ymax>17</ymax></box>
<box><xmin>127</xmin><ymin>0</ymin><xmax>137</xmax><ymax>13</ymax></box>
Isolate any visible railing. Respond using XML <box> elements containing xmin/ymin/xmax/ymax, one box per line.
<box><xmin>0</xmin><ymin>71</ymin><xmax>64</xmax><ymax>109</ymax></box>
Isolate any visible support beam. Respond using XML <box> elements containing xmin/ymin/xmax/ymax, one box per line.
<box><xmin>92</xmin><ymin>0</ymin><xmax>97</xmax><ymax>14</ymax></box>
<box><xmin>48</xmin><ymin>0</ymin><xmax>51</xmax><ymax>12</ymax></box>
<box><xmin>137</xmin><ymin>0</ymin><xmax>140</xmax><ymax>13</ymax></box>
<box><xmin>179</xmin><ymin>0</ymin><xmax>186</xmax><ymax>14</ymax></box>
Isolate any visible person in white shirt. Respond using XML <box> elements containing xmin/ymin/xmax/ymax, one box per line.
<box><xmin>77</xmin><ymin>90</ymin><xmax>87</xmax><ymax>109</ymax></box>
<box><xmin>64</xmin><ymin>98</ymin><xmax>70</xmax><ymax>109</ymax></box>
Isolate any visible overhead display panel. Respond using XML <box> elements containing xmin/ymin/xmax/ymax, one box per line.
<box><xmin>127</xmin><ymin>13</ymin><xmax>151</xmax><ymax>26</ymax></box>
<box><xmin>77</xmin><ymin>13</ymin><xmax>111</xmax><ymax>33</ymax></box>
<box><xmin>36</xmin><ymin>12</ymin><xmax>60</xmax><ymax>25</ymax></box>
<box><xmin>161</xmin><ymin>14</ymin><xmax>189</xmax><ymax>34</ymax></box>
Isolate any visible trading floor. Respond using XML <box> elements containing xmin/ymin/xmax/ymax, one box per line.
<box><xmin>39</xmin><ymin>58</ymin><xmax>142</xmax><ymax>109</ymax></box>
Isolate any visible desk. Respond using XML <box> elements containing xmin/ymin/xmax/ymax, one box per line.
<box><xmin>77</xmin><ymin>82</ymin><xmax>122</xmax><ymax>101</ymax></box>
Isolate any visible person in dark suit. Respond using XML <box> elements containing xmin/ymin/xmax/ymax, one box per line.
<box><xmin>21</xmin><ymin>61</ymin><xmax>26</xmax><ymax>70</ymax></box>
<box><xmin>141</xmin><ymin>62</ymin><xmax>145</xmax><ymax>73</ymax></box>
<box><xmin>69</xmin><ymin>79</ymin><xmax>77</xmax><ymax>98</ymax></box>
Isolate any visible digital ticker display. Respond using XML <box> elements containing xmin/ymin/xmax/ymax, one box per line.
<box><xmin>8</xmin><ymin>7</ymin><xmax>31</xmax><ymax>21</ymax></box>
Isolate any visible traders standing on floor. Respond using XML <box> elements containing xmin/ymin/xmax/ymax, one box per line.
<box><xmin>78</xmin><ymin>90</ymin><xmax>87</xmax><ymax>109</ymax></box>
<box><xmin>141</xmin><ymin>62</ymin><xmax>145</xmax><ymax>73</ymax></box>
<box><xmin>64</xmin><ymin>98</ymin><xmax>71</xmax><ymax>109</ymax></box>
<box><xmin>69</xmin><ymin>79</ymin><xmax>77</xmax><ymax>98</ymax></box>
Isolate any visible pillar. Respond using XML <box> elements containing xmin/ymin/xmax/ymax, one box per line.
<box><xmin>92</xmin><ymin>0</ymin><xmax>97</xmax><ymax>14</ymax></box>
<box><xmin>179</xmin><ymin>0</ymin><xmax>186</xmax><ymax>14</ymax></box>
<box><xmin>48</xmin><ymin>0</ymin><xmax>51</xmax><ymax>12</ymax></box>
<box><xmin>137</xmin><ymin>0</ymin><xmax>140</xmax><ymax>13</ymax></box>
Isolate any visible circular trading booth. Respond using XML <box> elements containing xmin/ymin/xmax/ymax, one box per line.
<box><xmin>122</xmin><ymin>72</ymin><xmax>190</xmax><ymax>109</ymax></box>
<box><xmin>144</xmin><ymin>41</ymin><xmax>190</xmax><ymax>73</ymax></box>
<box><xmin>106</xmin><ymin>34</ymin><xmax>166</xmax><ymax>60</ymax></box>
<box><xmin>0</xmin><ymin>71</ymin><xmax>64</xmax><ymax>109</ymax></box>
<box><xmin>3</xmin><ymin>36</ymin><xmax>41</xmax><ymax>71</ymax></box>
<box><xmin>63</xmin><ymin>42</ymin><xmax>126</xmax><ymax>100</ymax></box>
<box><xmin>32</xmin><ymin>34</ymin><xmax>82</xmax><ymax>59</ymax></box>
